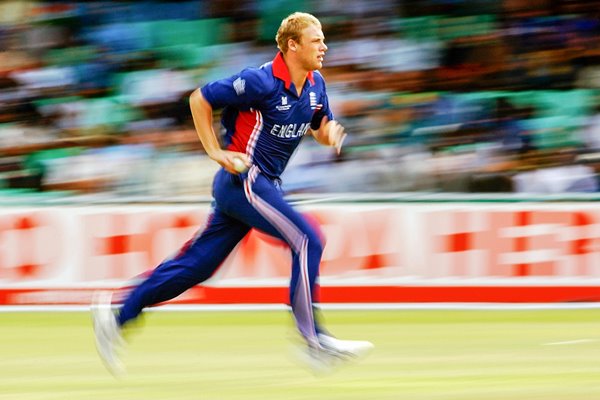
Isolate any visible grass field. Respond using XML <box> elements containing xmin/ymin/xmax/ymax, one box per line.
<box><xmin>1</xmin><ymin>308</ymin><xmax>600</xmax><ymax>400</ymax></box>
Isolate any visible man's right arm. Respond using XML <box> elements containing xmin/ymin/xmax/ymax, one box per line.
<box><xmin>189</xmin><ymin>88</ymin><xmax>250</xmax><ymax>174</ymax></box>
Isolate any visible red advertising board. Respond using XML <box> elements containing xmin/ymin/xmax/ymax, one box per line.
<box><xmin>1</xmin><ymin>204</ymin><xmax>600</xmax><ymax>304</ymax></box>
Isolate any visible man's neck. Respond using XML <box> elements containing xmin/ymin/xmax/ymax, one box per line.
<box><xmin>283</xmin><ymin>54</ymin><xmax>308</xmax><ymax>96</ymax></box>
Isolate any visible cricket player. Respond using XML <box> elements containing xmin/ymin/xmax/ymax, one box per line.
<box><xmin>92</xmin><ymin>12</ymin><xmax>373</xmax><ymax>376</ymax></box>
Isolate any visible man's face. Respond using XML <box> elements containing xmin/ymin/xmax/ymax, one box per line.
<box><xmin>295</xmin><ymin>24</ymin><xmax>327</xmax><ymax>71</ymax></box>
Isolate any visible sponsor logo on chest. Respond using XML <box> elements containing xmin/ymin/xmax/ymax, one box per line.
<box><xmin>276</xmin><ymin>96</ymin><xmax>291</xmax><ymax>111</ymax></box>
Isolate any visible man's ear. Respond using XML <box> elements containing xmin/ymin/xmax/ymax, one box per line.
<box><xmin>288</xmin><ymin>39</ymin><xmax>297</xmax><ymax>52</ymax></box>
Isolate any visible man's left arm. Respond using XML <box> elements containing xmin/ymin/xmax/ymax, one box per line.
<box><xmin>310</xmin><ymin>116</ymin><xmax>346</xmax><ymax>155</ymax></box>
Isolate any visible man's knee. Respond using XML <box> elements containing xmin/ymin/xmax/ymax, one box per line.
<box><xmin>303</xmin><ymin>212</ymin><xmax>326</xmax><ymax>245</ymax></box>
<box><xmin>306</xmin><ymin>232</ymin><xmax>324</xmax><ymax>258</ymax></box>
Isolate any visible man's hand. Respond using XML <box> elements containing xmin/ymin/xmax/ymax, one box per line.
<box><xmin>313</xmin><ymin>116</ymin><xmax>347</xmax><ymax>155</ymax></box>
<box><xmin>210</xmin><ymin>150</ymin><xmax>251</xmax><ymax>175</ymax></box>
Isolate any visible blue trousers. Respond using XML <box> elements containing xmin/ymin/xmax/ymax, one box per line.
<box><xmin>117</xmin><ymin>166</ymin><xmax>324</xmax><ymax>346</ymax></box>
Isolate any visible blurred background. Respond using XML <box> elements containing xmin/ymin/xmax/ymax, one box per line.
<box><xmin>2</xmin><ymin>0</ymin><xmax>600</xmax><ymax>198</ymax></box>
<box><xmin>4</xmin><ymin>4</ymin><xmax>600</xmax><ymax>397</ymax></box>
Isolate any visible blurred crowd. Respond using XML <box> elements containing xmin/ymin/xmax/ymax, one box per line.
<box><xmin>2</xmin><ymin>0</ymin><xmax>600</xmax><ymax>197</ymax></box>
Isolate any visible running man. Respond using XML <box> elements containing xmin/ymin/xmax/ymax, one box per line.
<box><xmin>92</xmin><ymin>12</ymin><xmax>373</xmax><ymax>376</ymax></box>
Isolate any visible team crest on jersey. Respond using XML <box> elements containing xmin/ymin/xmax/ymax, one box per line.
<box><xmin>309</xmin><ymin>92</ymin><xmax>322</xmax><ymax>110</ymax></box>
<box><xmin>276</xmin><ymin>95</ymin><xmax>291</xmax><ymax>111</ymax></box>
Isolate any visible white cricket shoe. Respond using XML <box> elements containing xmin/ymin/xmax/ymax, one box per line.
<box><xmin>317</xmin><ymin>334</ymin><xmax>374</xmax><ymax>361</ymax></box>
<box><xmin>91</xmin><ymin>291</ymin><xmax>125</xmax><ymax>377</ymax></box>
<box><xmin>294</xmin><ymin>334</ymin><xmax>374</xmax><ymax>375</ymax></box>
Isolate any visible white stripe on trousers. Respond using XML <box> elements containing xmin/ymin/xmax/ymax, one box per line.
<box><xmin>243</xmin><ymin>165</ymin><xmax>319</xmax><ymax>347</ymax></box>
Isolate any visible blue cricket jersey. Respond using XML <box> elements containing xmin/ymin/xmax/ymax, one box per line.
<box><xmin>201</xmin><ymin>52</ymin><xmax>334</xmax><ymax>180</ymax></box>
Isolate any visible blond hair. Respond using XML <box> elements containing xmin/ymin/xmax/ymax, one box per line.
<box><xmin>275</xmin><ymin>12</ymin><xmax>321</xmax><ymax>53</ymax></box>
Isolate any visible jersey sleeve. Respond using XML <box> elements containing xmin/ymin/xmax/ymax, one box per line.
<box><xmin>200</xmin><ymin>68</ymin><xmax>268</xmax><ymax>110</ymax></box>
<box><xmin>310</xmin><ymin>77</ymin><xmax>335</xmax><ymax>130</ymax></box>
